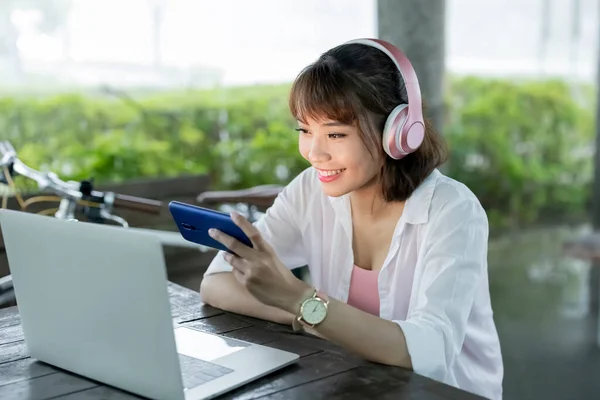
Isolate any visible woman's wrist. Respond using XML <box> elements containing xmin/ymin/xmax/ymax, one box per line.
<box><xmin>281</xmin><ymin>279</ymin><xmax>314</xmax><ymax>315</ymax></box>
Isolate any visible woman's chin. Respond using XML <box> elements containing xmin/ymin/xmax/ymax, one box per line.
<box><xmin>319</xmin><ymin>182</ymin><xmax>352</xmax><ymax>198</ymax></box>
<box><xmin>318</xmin><ymin>173</ymin><xmax>380</xmax><ymax>198</ymax></box>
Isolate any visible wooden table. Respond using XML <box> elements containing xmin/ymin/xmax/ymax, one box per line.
<box><xmin>0</xmin><ymin>282</ymin><xmax>485</xmax><ymax>399</ymax></box>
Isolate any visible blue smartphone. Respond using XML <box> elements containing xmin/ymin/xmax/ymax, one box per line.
<box><xmin>168</xmin><ymin>201</ymin><xmax>253</xmax><ymax>253</ymax></box>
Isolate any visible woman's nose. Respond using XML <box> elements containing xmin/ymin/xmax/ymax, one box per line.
<box><xmin>308</xmin><ymin>137</ymin><xmax>331</xmax><ymax>164</ymax></box>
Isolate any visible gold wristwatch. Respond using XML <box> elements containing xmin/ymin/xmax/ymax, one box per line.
<box><xmin>295</xmin><ymin>289</ymin><xmax>330</xmax><ymax>328</ymax></box>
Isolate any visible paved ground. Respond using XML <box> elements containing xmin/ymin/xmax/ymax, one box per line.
<box><xmin>488</xmin><ymin>225</ymin><xmax>600</xmax><ymax>399</ymax></box>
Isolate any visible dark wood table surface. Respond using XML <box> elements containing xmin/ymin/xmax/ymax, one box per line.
<box><xmin>0</xmin><ymin>282</ymin><xmax>485</xmax><ymax>400</ymax></box>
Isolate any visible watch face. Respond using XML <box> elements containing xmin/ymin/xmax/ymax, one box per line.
<box><xmin>301</xmin><ymin>298</ymin><xmax>327</xmax><ymax>325</ymax></box>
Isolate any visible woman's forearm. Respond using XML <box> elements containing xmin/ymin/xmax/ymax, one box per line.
<box><xmin>201</xmin><ymin>273</ymin><xmax>413</xmax><ymax>368</ymax></box>
<box><xmin>199</xmin><ymin>272</ymin><xmax>295</xmax><ymax>325</ymax></box>
<box><xmin>284</xmin><ymin>294</ymin><xmax>413</xmax><ymax>368</ymax></box>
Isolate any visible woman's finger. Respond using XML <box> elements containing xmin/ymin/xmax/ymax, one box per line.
<box><xmin>230</xmin><ymin>212</ymin><xmax>272</xmax><ymax>253</ymax></box>
<box><xmin>223</xmin><ymin>251</ymin><xmax>249</xmax><ymax>274</ymax></box>
<box><xmin>231</xmin><ymin>268</ymin><xmax>246</xmax><ymax>286</ymax></box>
<box><xmin>209</xmin><ymin>228</ymin><xmax>254</xmax><ymax>259</ymax></box>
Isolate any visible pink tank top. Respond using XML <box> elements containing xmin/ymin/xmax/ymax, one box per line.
<box><xmin>347</xmin><ymin>264</ymin><xmax>380</xmax><ymax>316</ymax></box>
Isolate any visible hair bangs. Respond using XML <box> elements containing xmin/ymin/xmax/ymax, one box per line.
<box><xmin>289</xmin><ymin>62</ymin><xmax>358</xmax><ymax>126</ymax></box>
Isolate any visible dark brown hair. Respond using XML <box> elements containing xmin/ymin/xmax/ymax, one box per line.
<box><xmin>289</xmin><ymin>42</ymin><xmax>448</xmax><ymax>202</ymax></box>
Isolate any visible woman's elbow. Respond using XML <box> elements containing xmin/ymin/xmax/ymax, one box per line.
<box><xmin>199</xmin><ymin>275</ymin><xmax>219</xmax><ymax>306</ymax></box>
<box><xmin>375</xmin><ymin>346</ymin><xmax>413</xmax><ymax>369</ymax></box>
<box><xmin>389</xmin><ymin>352</ymin><xmax>413</xmax><ymax>370</ymax></box>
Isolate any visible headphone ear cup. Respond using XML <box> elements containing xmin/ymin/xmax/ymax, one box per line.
<box><xmin>382</xmin><ymin>104</ymin><xmax>408</xmax><ymax>159</ymax></box>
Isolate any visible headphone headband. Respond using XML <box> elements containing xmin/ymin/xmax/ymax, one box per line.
<box><xmin>344</xmin><ymin>38</ymin><xmax>423</xmax><ymax>123</ymax></box>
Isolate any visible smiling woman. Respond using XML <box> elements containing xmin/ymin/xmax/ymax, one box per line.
<box><xmin>288</xmin><ymin>41</ymin><xmax>447</xmax><ymax>203</ymax></box>
<box><xmin>199</xmin><ymin>38</ymin><xmax>504</xmax><ymax>400</ymax></box>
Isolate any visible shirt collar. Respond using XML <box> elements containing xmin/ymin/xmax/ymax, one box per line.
<box><xmin>402</xmin><ymin>169</ymin><xmax>439</xmax><ymax>225</ymax></box>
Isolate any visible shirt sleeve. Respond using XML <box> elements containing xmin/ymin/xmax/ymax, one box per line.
<box><xmin>393</xmin><ymin>198</ymin><xmax>489</xmax><ymax>382</ymax></box>
<box><xmin>203</xmin><ymin>171</ymin><xmax>310</xmax><ymax>277</ymax></box>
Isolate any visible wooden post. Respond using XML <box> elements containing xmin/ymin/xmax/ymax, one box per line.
<box><xmin>377</xmin><ymin>0</ymin><xmax>446</xmax><ymax>135</ymax></box>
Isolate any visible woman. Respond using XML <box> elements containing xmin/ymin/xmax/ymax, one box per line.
<box><xmin>199</xmin><ymin>38</ymin><xmax>503</xmax><ymax>400</ymax></box>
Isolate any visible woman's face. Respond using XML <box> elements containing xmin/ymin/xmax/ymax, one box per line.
<box><xmin>297</xmin><ymin>117</ymin><xmax>382</xmax><ymax>197</ymax></box>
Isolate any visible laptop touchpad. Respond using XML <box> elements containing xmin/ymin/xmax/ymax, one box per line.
<box><xmin>174</xmin><ymin>327</ymin><xmax>249</xmax><ymax>362</ymax></box>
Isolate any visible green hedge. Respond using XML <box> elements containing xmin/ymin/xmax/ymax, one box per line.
<box><xmin>0</xmin><ymin>76</ymin><xmax>594</xmax><ymax>229</ymax></box>
<box><xmin>444</xmin><ymin>77</ymin><xmax>594</xmax><ymax>228</ymax></box>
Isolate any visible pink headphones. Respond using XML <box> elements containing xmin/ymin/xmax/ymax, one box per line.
<box><xmin>344</xmin><ymin>38</ymin><xmax>425</xmax><ymax>159</ymax></box>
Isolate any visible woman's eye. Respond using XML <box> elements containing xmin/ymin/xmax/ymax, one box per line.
<box><xmin>294</xmin><ymin>129</ymin><xmax>345</xmax><ymax>139</ymax></box>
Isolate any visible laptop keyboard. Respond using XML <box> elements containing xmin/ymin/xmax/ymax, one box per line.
<box><xmin>178</xmin><ymin>353</ymin><xmax>234</xmax><ymax>389</ymax></box>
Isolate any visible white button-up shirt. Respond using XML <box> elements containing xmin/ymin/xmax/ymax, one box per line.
<box><xmin>204</xmin><ymin>167</ymin><xmax>503</xmax><ymax>400</ymax></box>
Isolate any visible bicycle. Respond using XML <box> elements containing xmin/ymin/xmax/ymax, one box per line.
<box><xmin>0</xmin><ymin>140</ymin><xmax>209</xmax><ymax>306</ymax></box>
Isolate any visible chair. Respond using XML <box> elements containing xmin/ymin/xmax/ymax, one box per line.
<box><xmin>196</xmin><ymin>184</ymin><xmax>284</xmax><ymax>222</ymax></box>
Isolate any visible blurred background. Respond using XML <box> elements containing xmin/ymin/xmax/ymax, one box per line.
<box><xmin>0</xmin><ymin>0</ymin><xmax>598</xmax><ymax>399</ymax></box>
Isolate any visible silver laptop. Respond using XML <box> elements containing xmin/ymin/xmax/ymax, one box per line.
<box><xmin>0</xmin><ymin>209</ymin><xmax>298</xmax><ymax>400</ymax></box>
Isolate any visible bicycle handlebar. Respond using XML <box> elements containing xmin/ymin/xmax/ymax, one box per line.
<box><xmin>0</xmin><ymin>141</ymin><xmax>164</xmax><ymax>220</ymax></box>
<box><xmin>11</xmin><ymin>158</ymin><xmax>82</xmax><ymax>199</ymax></box>
<box><xmin>9</xmin><ymin>158</ymin><xmax>163</xmax><ymax>214</ymax></box>
<box><xmin>112</xmin><ymin>193</ymin><xmax>163</xmax><ymax>214</ymax></box>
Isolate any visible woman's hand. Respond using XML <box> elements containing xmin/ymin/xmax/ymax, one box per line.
<box><xmin>208</xmin><ymin>211</ymin><xmax>312</xmax><ymax>314</ymax></box>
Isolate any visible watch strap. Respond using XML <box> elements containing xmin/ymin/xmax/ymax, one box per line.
<box><xmin>316</xmin><ymin>289</ymin><xmax>330</xmax><ymax>304</ymax></box>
